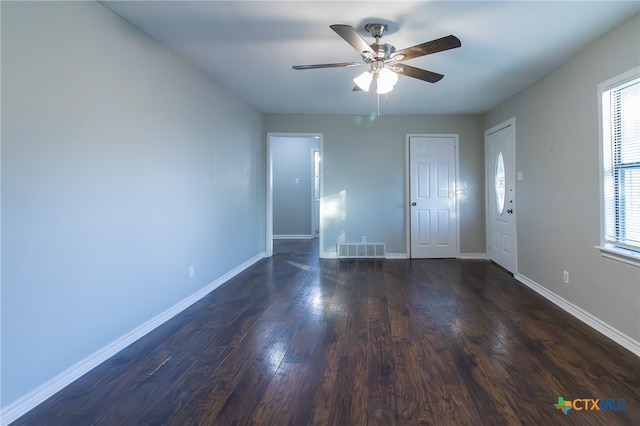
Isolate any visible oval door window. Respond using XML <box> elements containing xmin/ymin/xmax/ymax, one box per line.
<box><xmin>495</xmin><ymin>151</ymin><xmax>506</xmax><ymax>214</ymax></box>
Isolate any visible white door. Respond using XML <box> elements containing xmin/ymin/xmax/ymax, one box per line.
<box><xmin>486</xmin><ymin>119</ymin><xmax>517</xmax><ymax>272</ymax></box>
<box><xmin>409</xmin><ymin>135</ymin><xmax>457</xmax><ymax>258</ymax></box>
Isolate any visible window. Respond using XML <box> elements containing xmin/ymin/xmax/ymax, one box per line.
<box><xmin>598</xmin><ymin>67</ymin><xmax>640</xmax><ymax>265</ymax></box>
<box><xmin>495</xmin><ymin>151</ymin><xmax>506</xmax><ymax>214</ymax></box>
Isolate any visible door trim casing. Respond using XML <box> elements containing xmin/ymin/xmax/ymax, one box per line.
<box><xmin>311</xmin><ymin>148</ymin><xmax>320</xmax><ymax>238</ymax></box>
<box><xmin>405</xmin><ymin>134</ymin><xmax>460</xmax><ymax>258</ymax></box>
<box><xmin>484</xmin><ymin>117</ymin><xmax>518</xmax><ymax>273</ymax></box>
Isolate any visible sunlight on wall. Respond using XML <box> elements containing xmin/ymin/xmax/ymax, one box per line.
<box><xmin>320</xmin><ymin>190</ymin><xmax>347</xmax><ymax>249</ymax></box>
<box><xmin>321</xmin><ymin>190</ymin><xmax>346</xmax><ymax>221</ymax></box>
<box><xmin>456</xmin><ymin>181</ymin><xmax>470</xmax><ymax>203</ymax></box>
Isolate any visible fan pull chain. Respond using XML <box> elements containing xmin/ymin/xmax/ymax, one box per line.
<box><xmin>376</xmin><ymin>93</ymin><xmax>389</xmax><ymax>117</ymax></box>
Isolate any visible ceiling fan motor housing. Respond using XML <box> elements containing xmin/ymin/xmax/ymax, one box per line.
<box><xmin>371</xmin><ymin>43</ymin><xmax>396</xmax><ymax>60</ymax></box>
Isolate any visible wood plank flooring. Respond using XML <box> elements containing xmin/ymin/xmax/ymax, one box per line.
<box><xmin>12</xmin><ymin>239</ymin><xmax>640</xmax><ymax>425</ymax></box>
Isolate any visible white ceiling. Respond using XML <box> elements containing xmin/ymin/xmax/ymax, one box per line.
<box><xmin>102</xmin><ymin>1</ymin><xmax>640</xmax><ymax>116</ymax></box>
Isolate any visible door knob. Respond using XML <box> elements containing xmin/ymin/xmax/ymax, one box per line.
<box><xmin>411</xmin><ymin>202</ymin><xmax>417</xmax><ymax>206</ymax></box>
<box><xmin>507</xmin><ymin>208</ymin><xmax>513</xmax><ymax>214</ymax></box>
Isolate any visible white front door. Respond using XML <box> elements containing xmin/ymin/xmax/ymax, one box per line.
<box><xmin>486</xmin><ymin>119</ymin><xmax>517</xmax><ymax>272</ymax></box>
<box><xmin>409</xmin><ymin>135</ymin><xmax>458</xmax><ymax>258</ymax></box>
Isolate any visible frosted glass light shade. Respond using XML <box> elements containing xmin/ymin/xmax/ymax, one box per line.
<box><xmin>353</xmin><ymin>71</ymin><xmax>373</xmax><ymax>92</ymax></box>
<box><xmin>376</xmin><ymin>68</ymin><xmax>398</xmax><ymax>94</ymax></box>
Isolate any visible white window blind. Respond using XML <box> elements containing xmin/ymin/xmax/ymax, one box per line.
<box><xmin>602</xmin><ymin>72</ymin><xmax>640</xmax><ymax>252</ymax></box>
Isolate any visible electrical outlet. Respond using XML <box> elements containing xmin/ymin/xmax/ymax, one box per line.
<box><xmin>189</xmin><ymin>265</ymin><xmax>195</xmax><ymax>279</ymax></box>
<box><xmin>361</xmin><ymin>235</ymin><xmax>366</xmax><ymax>243</ymax></box>
<box><xmin>563</xmin><ymin>270</ymin><xmax>569</xmax><ymax>284</ymax></box>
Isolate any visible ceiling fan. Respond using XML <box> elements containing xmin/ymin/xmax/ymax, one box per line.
<box><xmin>293</xmin><ymin>23</ymin><xmax>461</xmax><ymax>94</ymax></box>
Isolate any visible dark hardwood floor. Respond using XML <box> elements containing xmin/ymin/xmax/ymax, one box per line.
<box><xmin>12</xmin><ymin>239</ymin><xmax>640</xmax><ymax>425</ymax></box>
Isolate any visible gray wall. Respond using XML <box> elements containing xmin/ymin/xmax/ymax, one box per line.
<box><xmin>486</xmin><ymin>15</ymin><xmax>640</xmax><ymax>341</ymax></box>
<box><xmin>264</xmin><ymin>114</ymin><xmax>486</xmax><ymax>256</ymax></box>
<box><xmin>1</xmin><ymin>1</ymin><xmax>265</xmax><ymax>406</ymax></box>
<box><xmin>272</xmin><ymin>137</ymin><xmax>318</xmax><ymax>236</ymax></box>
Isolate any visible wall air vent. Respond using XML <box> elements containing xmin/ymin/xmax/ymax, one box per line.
<box><xmin>336</xmin><ymin>243</ymin><xmax>385</xmax><ymax>259</ymax></box>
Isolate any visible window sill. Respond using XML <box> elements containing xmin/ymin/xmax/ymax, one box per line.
<box><xmin>595</xmin><ymin>245</ymin><xmax>640</xmax><ymax>267</ymax></box>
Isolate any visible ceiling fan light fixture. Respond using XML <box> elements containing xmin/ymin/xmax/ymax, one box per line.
<box><xmin>376</xmin><ymin>81</ymin><xmax>394</xmax><ymax>94</ymax></box>
<box><xmin>354</xmin><ymin>70</ymin><xmax>373</xmax><ymax>92</ymax></box>
<box><xmin>376</xmin><ymin>67</ymin><xmax>398</xmax><ymax>94</ymax></box>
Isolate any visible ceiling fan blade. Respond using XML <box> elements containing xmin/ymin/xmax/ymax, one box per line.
<box><xmin>330</xmin><ymin>24</ymin><xmax>376</xmax><ymax>57</ymax></box>
<box><xmin>393</xmin><ymin>35</ymin><xmax>461</xmax><ymax>62</ymax></box>
<box><xmin>396</xmin><ymin>64</ymin><xmax>444</xmax><ymax>83</ymax></box>
<box><xmin>292</xmin><ymin>62</ymin><xmax>361</xmax><ymax>70</ymax></box>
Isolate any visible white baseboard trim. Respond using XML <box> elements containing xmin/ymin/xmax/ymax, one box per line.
<box><xmin>460</xmin><ymin>253</ymin><xmax>487</xmax><ymax>260</ymax></box>
<box><xmin>0</xmin><ymin>252</ymin><xmax>266</xmax><ymax>426</ymax></box>
<box><xmin>515</xmin><ymin>273</ymin><xmax>640</xmax><ymax>357</ymax></box>
<box><xmin>273</xmin><ymin>234</ymin><xmax>313</xmax><ymax>240</ymax></box>
<box><xmin>386</xmin><ymin>253</ymin><xmax>409</xmax><ymax>259</ymax></box>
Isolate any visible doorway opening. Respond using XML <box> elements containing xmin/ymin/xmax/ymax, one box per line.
<box><xmin>266</xmin><ymin>133</ymin><xmax>323</xmax><ymax>257</ymax></box>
